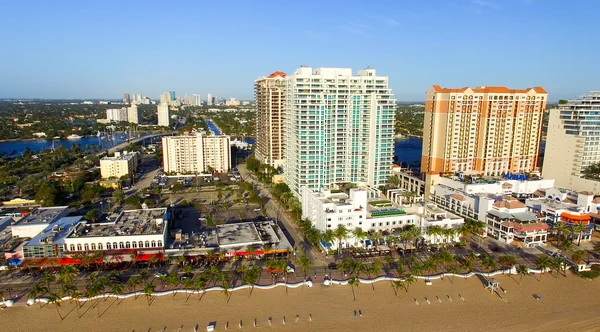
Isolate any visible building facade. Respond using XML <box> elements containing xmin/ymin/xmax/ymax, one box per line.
<box><xmin>106</xmin><ymin>107</ymin><xmax>128</xmax><ymax>122</ymax></box>
<box><xmin>485</xmin><ymin>196</ymin><xmax>549</xmax><ymax>247</ymax></box>
<box><xmin>127</xmin><ymin>104</ymin><xmax>140</xmax><ymax>124</ymax></box>
<box><xmin>421</xmin><ymin>85</ymin><xmax>547</xmax><ymax>177</ymax></box>
<box><xmin>99</xmin><ymin>151</ymin><xmax>139</xmax><ymax>179</ymax></box>
<box><xmin>207</xmin><ymin>94</ymin><xmax>213</xmax><ymax>106</ymax></box>
<box><xmin>285</xmin><ymin>67</ymin><xmax>396</xmax><ymax>197</ymax></box>
<box><xmin>157</xmin><ymin>104</ymin><xmax>170</xmax><ymax>127</ymax></box>
<box><xmin>255</xmin><ymin>71</ymin><xmax>286</xmax><ymax>168</ymax></box>
<box><xmin>162</xmin><ymin>133</ymin><xmax>231</xmax><ymax>174</ymax></box>
<box><xmin>543</xmin><ymin>91</ymin><xmax>600</xmax><ymax>193</ymax></box>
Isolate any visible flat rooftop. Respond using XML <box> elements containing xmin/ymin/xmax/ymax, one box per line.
<box><xmin>26</xmin><ymin>216</ymin><xmax>82</xmax><ymax>246</ymax></box>
<box><xmin>12</xmin><ymin>206</ymin><xmax>69</xmax><ymax>226</ymax></box>
<box><xmin>68</xmin><ymin>208</ymin><xmax>168</xmax><ymax>238</ymax></box>
<box><xmin>101</xmin><ymin>151</ymin><xmax>137</xmax><ymax>161</ymax></box>
<box><xmin>217</xmin><ymin>222</ymin><xmax>262</xmax><ymax>247</ymax></box>
<box><xmin>0</xmin><ymin>216</ymin><xmax>27</xmax><ymax>253</ymax></box>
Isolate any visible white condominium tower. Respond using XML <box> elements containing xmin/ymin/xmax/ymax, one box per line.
<box><xmin>162</xmin><ymin>133</ymin><xmax>231</xmax><ymax>174</ymax></box>
<box><xmin>255</xmin><ymin>71</ymin><xmax>286</xmax><ymax>169</ymax></box>
<box><xmin>284</xmin><ymin>66</ymin><xmax>396</xmax><ymax>197</ymax></box>
<box><xmin>543</xmin><ymin>90</ymin><xmax>600</xmax><ymax>192</ymax></box>
<box><xmin>157</xmin><ymin>104</ymin><xmax>170</xmax><ymax>127</ymax></box>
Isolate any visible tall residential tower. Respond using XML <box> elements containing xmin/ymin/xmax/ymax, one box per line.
<box><xmin>543</xmin><ymin>90</ymin><xmax>600</xmax><ymax>193</ymax></box>
<box><xmin>255</xmin><ymin>71</ymin><xmax>286</xmax><ymax>169</ymax></box>
<box><xmin>421</xmin><ymin>85</ymin><xmax>547</xmax><ymax>199</ymax></box>
<box><xmin>284</xmin><ymin>67</ymin><xmax>396</xmax><ymax>197</ymax></box>
<box><xmin>157</xmin><ymin>104</ymin><xmax>170</xmax><ymax>127</ymax></box>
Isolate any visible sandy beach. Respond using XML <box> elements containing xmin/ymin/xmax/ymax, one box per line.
<box><xmin>2</xmin><ymin>272</ymin><xmax>600</xmax><ymax>332</ymax></box>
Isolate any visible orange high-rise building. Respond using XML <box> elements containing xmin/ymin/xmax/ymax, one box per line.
<box><xmin>421</xmin><ymin>85</ymin><xmax>547</xmax><ymax>177</ymax></box>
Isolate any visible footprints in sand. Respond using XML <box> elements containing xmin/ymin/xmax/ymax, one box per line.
<box><xmin>415</xmin><ymin>295</ymin><xmax>465</xmax><ymax>305</ymax></box>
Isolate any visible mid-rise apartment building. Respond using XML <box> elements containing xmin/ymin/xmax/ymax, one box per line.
<box><xmin>162</xmin><ymin>133</ymin><xmax>231</xmax><ymax>174</ymax></box>
<box><xmin>422</xmin><ymin>85</ymin><xmax>547</xmax><ymax>177</ymax></box>
<box><xmin>157</xmin><ymin>104</ymin><xmax>170</xmax><ymax>127</ymax></box>
<box><xmin>127</xmin><ymin>104</ymin><xmax>140</xmax><ymax>124</ymax></box>
<box><xmin>543</xmin><ymin>90</ymin><xmax>600</xmax><ymax>193</ymax></box>
<box><xmin>106</xmin><ymin>107</ymin><xmax>128</xmax><ymax>122</ymax></box>
<box><xmin>255</xmin><ymin>71</ymin><xmax>286</xmax><ymax>168</ymax></box>
<box><xmin>99</xmin><ymin>151</ymin><xmax>139</xmax><ymax>179</ymax></box>
<box><xmin>285</xmin><ymin>67</ymin><xmax>396</xmax><ymax>197</ymax></box>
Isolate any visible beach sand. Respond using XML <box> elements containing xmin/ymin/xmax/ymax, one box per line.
<box><xmin>2</xmin><ymin>272</ymin><xmax>600</xmax><ymax>332</ymax></box>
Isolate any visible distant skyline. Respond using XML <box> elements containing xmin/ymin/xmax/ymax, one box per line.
<box><xmin>0</xmin><ymin>0</ymin><xmax>598</xmax><ymax>101</ymax></box>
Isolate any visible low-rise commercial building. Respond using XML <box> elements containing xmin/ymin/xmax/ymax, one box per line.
<box><xmin>485</xmin><ymin>196</ymin><xmax>549</xmax><ymax>247</ymax></box>
<box><xmin>100</xmin><ymin>151</ymin><xmax>139</xmax><ymax>180</ymax></box>
<box><xmin>23</xmin><ymin>216</ymin><xmax>82</xmax><ymax>259</ymax></box>
<box><xmin>10</xmin><ymin>206</ymin><xmax>70</xmax><ymax>238</ymax></box>
<box><xmin>65</xmin><ymin>208</ymin><xmax>169</xmax><ymax>255</ymax></box>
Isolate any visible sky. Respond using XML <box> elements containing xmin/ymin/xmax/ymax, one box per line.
<box><xmin>0</xmin><ymin>0</ymin><xmax>598</xmax><ymax>101</ymax></box>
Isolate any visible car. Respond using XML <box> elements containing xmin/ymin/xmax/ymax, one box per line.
<box><xmin>328</xmin><ymin>262</ymin><xmax>338</xmax><ymax>270</ymax></box>
<box><xmin>180</xmin><ymin>273</ymin><xmax>193</xmax><ymax>280</ymax></box>
<box><xmin>286</xmin><ymin>266</ymin><xmax>295</xmax><ymax>273</ymax></box>
<box><xmin>154</xmin><ymin>272</ymin><xmax>167</xmax><ymax>278</ymax></box>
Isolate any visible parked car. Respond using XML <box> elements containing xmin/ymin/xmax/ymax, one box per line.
<box><xmin>154</xmin><ymin>272</ymin><xmax>167</xmax><ymax>278</ymax></box>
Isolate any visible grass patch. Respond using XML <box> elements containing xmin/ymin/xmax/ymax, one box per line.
<box><xmin>369</xmin><ymin>200</ymin><xmax>392</xmax><ymax>207</ymax></box>
<box><xmin>576</xmin><ymin>265</ymin><xmax>600</xmax><ymax>279</ymax></box>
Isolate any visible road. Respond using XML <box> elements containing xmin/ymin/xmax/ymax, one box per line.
<box><xmin>98</xmin><ymin>132</ymin><xmax>173</xmax><ymax>157</ymax></box>
<box><xmin>236</xmin><ymin>165</ymin><xmax>330</xmax><ymax>268</ymax></box>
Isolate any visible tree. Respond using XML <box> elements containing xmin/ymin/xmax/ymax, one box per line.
<box><xmin>516</xmin><ymin>265</ymin><xmax>529</xmax><ymax>285</ymax></box>
<box><xmin>535</xmin><ymin>257</ymin><xmax>551</xmax><ymax>279</ymax></box>
<box><xmin>348</xmin><ymin>276</ymin><xmax>360</xmax><ymax>301</ymax></box>
<box><xmin>143</xmin><ymin>283</ymin><xmax>156</xmax><ymax>306</ymax></box>
<box><xmin>35</xmin><ymin>182</ymin><xmax>58</xmax><ymax>206</ymax></box>
<box><xmin>334</xmin><ymin>225</ymin><xmax>349</xmax><ymax>254</ymax></box>
<box><xmin>498</xmin><ymin>255</ymin><xmax>517</xmax><ymax>269</ymax></box>
<box><xmin>111</xmin><ymin>283</ymin><xmax>125</xmax><ymax>305</ymax></box>
<box><xmin>246</xmin><ymin>155</ymin><xmax>261</xmax><ymax>172</ymax></box>
<box><xmin>85</xmin><ymin>209</ymin><xmax>99</xmax><ymax>222</ymax></box>
<box><xmin>321</xmin><ymin>229</ymin><xmax>335</xmax><ymax>252</ymax></box>
<box><xmin>571</xmin><ymin>223</ymin><xmax>588</xmax><ymax>246</ymax></box>
<box><xmin>126</xmin><ymin>276</ymin><xmax>142</xmax><ymax>297</ymax></box>
<box><xmin>112</xmin><ymin>189</ymin><xmax>125</xmax><ymax>205</ymax></box>
<box><xmin>41</xmin><ymin>273</ymin><xmax>56</xmax><ymax>290</ymax></box>
<box><xmin>391</xmin><ymin>280</ymin><xmax>404</xmax><ymax>296</ymax></box>
<box><xmin>403</xmin><ymin>274</ymin><xmax>416</xmax><ymax>292</ymax></box>
<box><xmin>552</xmin><ymin>222</ymin><xmax>569</xmax><ymax>245</ymax></box>
<box><xmin>48</xmin><ymin>292</ymin><xmax>64</xmax><ymax>320</ymax></box>
<box><xmin>572</xmin><ymin>250</ymin><xmax>587</xmax><ymax>264</ymax></box>
<box><xmin>388</xmin><ymin>175</ymin><xmax>400</xmax><ymax>188</ymax></box>
<box><xmin>297</xmin><ymin>254</ymin><xmax>312</xmax><ymax>279</ymax></box>
<box><xmin>352</xmin><ymin>227</ymin><xmax>367</xmax><ymax>247</ymax></box>
<box><xmin>29</xmin><ymin>284</ymin><xmax>49</xmax><ymax>308</ymax></box>
<box><xmin>57</xmin><ymin>265</ymin><xmax>78</xmax><ymax>286</ymax></box>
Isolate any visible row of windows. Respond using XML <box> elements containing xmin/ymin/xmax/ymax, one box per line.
<box><xmin>69</xmin><ymin>240</ymin><xmax>163</xmax><ymax>252</ymax></box>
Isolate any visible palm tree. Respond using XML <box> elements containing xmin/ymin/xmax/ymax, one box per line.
<box><xmin>427</xmin><ymin>225</ymin><xmax>443</xmax><ymax>245</ymax></box>
<box><xmin>139</xmin><ymin>268</ymin><xmax>150</xmax><ymax>282</ymax></box>
<box><xmin>222</xmin><ymin>282</ymin><xmax>232</xmax><ymax>303</ymax></box>
<box><xmin>352</xmin><ymin>227</ymin><xmax>367</xmax><ymax>247</ymax></box>
<box><xmin>535</xmin><ymin>257</ymin><xmax>551</xmax><ymax>280</ymax></box>
<box><xmin>369</xmin><ymin>231</ymin><xmax>382</xmax><ymax>249</ymax></box>
<box><xmin>57</xmin><ymin>265</ymin><xmax>78</xmax><ymax>286</ymax></box>
<box><xmin>177</xmin><ymin>255</ymin><xmax>187</xmax><ymax>267</ymax></box>
<box><xmin>399</xmin><ymin>231</ymin><xmax>412</xmax><ymax>251</ymax></box>
<box><xmin>552</xmin><ymin>222</ymin><xmax>569</xmax><ymax>245</ymax></box>
<box><xmin>41</xmin><ymin>273</ymin><xmax>56</xmax><ymax>291</ymax></box>
<box><xmin>193</xmin><ymin>276</ymin><xmax>208</xmax><ymax>300</ymax></box>
<box><xmin>321</xmin><ymin>229</ymin><xmax>335</xmax><ymax>252</ymax></box>
<box><xmin>550</xmin><ymin>257</ymin><xmax>564</xmax><ymax>278</ymax></box>
<box><xmin>334</xmin><ymin>225</ymin><xmax>349</xmax><ymax>254</ymax></box>
<box><xmin>391</xmin><ymin>280</ymin><xmax>404</xmax><ymax>296</ymax></box>
<box><xmin>246</xmin><ymin>245</ymin><xmax>255</xmax><ymax>261</ymax></box>
<box><xmin>516</xmin><ymin>265</ymin><xmax>529</xmax><ymax>285</ymax></box>
<box><xmin>498</xmin><ymin>255</ymin><xmax>517</xmax><ymax>269</ymax></box>
<box><xmin>48</xmin><ymin>292</ymin><xmax>64</xmax><ymax>320</ymax></box>
<box><xmin>208</xmin><ymin>266</ymin><xmax>221</xmax><ymax>285</ymax></box>
<box><xmin>348</xmin><ymin>276</ymin><xmax>360</xmax><ymax>301</ymax></box>
<box><xmin>443</xmin><ymin>228</ymin><xmax>456</xmax><ymax>245</ymax></box>
<box><xmin>126</xmin><ymin>276</ymin><xmax>142</xmax><ymax>298</ymax></box>
<box><xmin>111</xmin><ymin>283</ymin><xmax>125</xmax><ymax>305</ymax></box>
<box><xmin>572</xmin><ymin>250</ymin><xmax>587</xmax><ymax>265</ymax></box>
<box><xmin>423</xmin><ymin>259</ymin><xmax>436</xmax><ymax>276</ymax></box>
<box><xmin>571</xmin><ymin>223</ymin><xmax>588</xmax><ymax>246</ymax></box>
<box><xmin>296</xmin><ymin>254</ymin><xmax>312</xmax><ymax>279</ymax></box>
<box><xmin>143</xmin><ymin>283</ymin><xmax>156</xmax><ymax>306</ymax></box>
<box><xmin>403</xmin><ymin>274</ymin><xmax>416</xmax><ymax>292</ymax></box>
<box><xmin>481</xmin><ymin>257</ymin><xmax>498</xmax><ymax>277</ymax></box>
<box><xmin>29</xmin><ymin>284</ymin><xmax>49</xmax><ymax>308</ymax></box>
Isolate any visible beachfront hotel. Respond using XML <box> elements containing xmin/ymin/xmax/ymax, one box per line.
<box><xmin>543</xmin><ymin>90</ymin><xmax>600</xmax><ymax>193</ymax></box>
<box><xmin>301</xmin><ymin>187</ymin><xmax>463</xmax><ymax>248</ymax></box>
<box><xmin>254</xmin><ymin>71</ymin><xmax>286</xmax><ymax>169</ymax></box>
<box><xmin>284</xmin><ymin>66</ymin><xmax>396</xmax><ymax>197</ymax></box>
<box><xmin>162</xmin><ymin>133</ymin><xmax>231</xmax><ymax>174</ymax></box>
<box><xmin>100</xmin><ymin>151</ymin><xmax>139</xmax><ymax>180</ymax></box>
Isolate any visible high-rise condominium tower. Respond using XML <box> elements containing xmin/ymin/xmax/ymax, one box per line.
<box><xmin>192</xmin><ymin>94</ymin><xmax>202</xmax><ymax>106</ymax></box>
<box><xmin>284</xmin><ymin>66</ymin><xmax>396</xmax><ymax>197</ymax></box>
<box><xmin>157</xmin><ymin>104</ymin><xmax>170</xmax><ymax>127</ymax></box>
<box><xmin>160</xmin><ymin>92</ymin><xmax>170</xmax><ymax>105</ymax></box>
<box><xmin>207</xmin><ymin>94</ymin><xmax>213</xmax><ymax>106</ymax></box>
<box><xmin>124</xmin><ymin>93</ymin><xmax>131</xmax><ymax>103</ymax></box>
<box><xmin>421</xmin><ymin>85</ymin><xmax>547</xmax><ymax>179</ymax></box>
<box><xmin>255</xmin><ymin>71</ymin><xmax>286</xmax><ymax>169</ymax></box>
<box><xmin>543</xmin><ymin>90</ymin><xmax>600</xmax><ymax>193</ymax></box>
<box><xmin>169</xmin><ymin>91</ymin><xmax>176</xmax><ymax>101</ymax></box>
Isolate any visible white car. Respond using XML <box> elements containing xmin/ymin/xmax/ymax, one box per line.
<box><xmin>286</xmin><ymin>266</ymin><xmax>295</xmax><ymax>273</ymax></box>
<box><xmin>154</xmin><ymin>272</ymin><xmax>167</xmax><ymax>278</ymax></box>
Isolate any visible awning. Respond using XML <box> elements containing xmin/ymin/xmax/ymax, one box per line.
<box><xmin>7</xmin><ymin>258</ymin><xmax>23</xmax><ymax>266</ymax></box>
<box><xmin>560</xmin><ymin>212</ymin><xmax>591</xmax><ymax>221</ymax></box>
<box><xmin>135</xmin><ymin>253</ymin><xmax>164</xmax><ymax>261</ymax></box>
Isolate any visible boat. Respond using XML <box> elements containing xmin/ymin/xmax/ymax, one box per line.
<box><xmin>96</xmin><ymin>131</ymin><xmax>103</xmax><ymax>137</ymax></box>
<box><xmin>66</xmin><ymin>134</ymin><xmax>82</xmax><ymax>140</ymax></box>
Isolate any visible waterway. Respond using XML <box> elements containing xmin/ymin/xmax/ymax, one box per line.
<box><xmin>205</xmin><ymin>119</ymin><xmax>221</xmax><ymax>135</ymax></box>
<box><xmin>0</xmin><ymin>133</ymin><xmax>151</xmax><ymax>156</ymax></box>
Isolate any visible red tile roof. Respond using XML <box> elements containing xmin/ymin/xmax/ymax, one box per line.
<box><xmin>450</xmin><ymin>193</ymin><xmax>466</xmax><ymax>201</ymax></box>
<box><xmin>432</xmin><ymin>85</ymin><xmax>547</xmax><ymax>94</ymax></box>
<box><xmin>501</xmin><ymin>222</ymin><xmax>550</xmax><ymax>232</ymax></box>
<box><xmin>493</xmin><ymin>197</ymin><xmax>525</xmax><ymax>209</ymax></box>
<box><xmin>267</xmin><ymin>71</ymin><xmax>286</xmax><ymax>78</ymax></box>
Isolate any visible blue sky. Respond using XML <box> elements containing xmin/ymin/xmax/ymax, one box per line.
<box><xmin>0</xmin><ymin>0</ymin><xmax>598</xmax><ymax>101</ymax></box>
